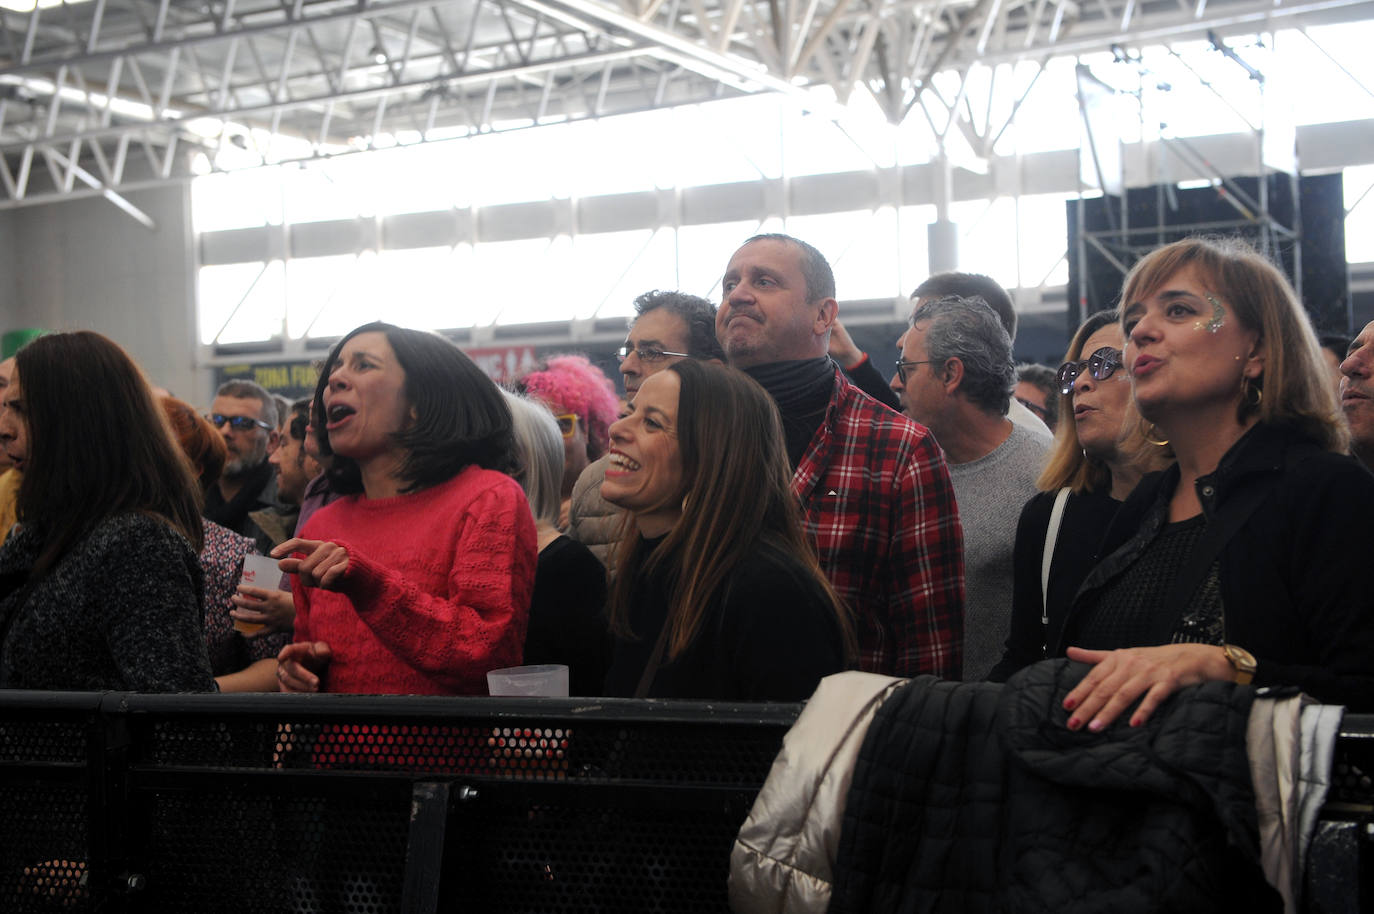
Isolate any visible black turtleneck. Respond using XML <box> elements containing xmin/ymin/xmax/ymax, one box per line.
<box><xmin>743</xmin><ymin>357</ymin><xmax>835</xmax><ymax>468</ymax></box>
<box><xmin>204</xmin><ymin>459</ymin><xmax>276</xmax><ymax>537</ymax></box>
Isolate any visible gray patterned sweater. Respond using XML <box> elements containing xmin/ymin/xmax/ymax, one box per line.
<box><xmin>0</xmin><ymin>512</ymin><xmax>215</xmax><ymax>691</ymax></box>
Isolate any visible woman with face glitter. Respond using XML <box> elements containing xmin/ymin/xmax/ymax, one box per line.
<box><xmin>1050</xmin><ymin>237</ymin><xmax>1374</xmax><ymax>728</ymax></box>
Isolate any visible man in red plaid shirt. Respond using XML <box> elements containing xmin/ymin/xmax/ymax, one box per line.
<box><xmin>718</xmin><ymin>234</ymin><xmax>965</xmax><ymax>678</ymax></box>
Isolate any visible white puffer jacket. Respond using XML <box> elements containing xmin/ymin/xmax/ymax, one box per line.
<box><xmin>728</xmin><ymin>671</ymin><xmax>906</xmax><ymax>914</ymax></box>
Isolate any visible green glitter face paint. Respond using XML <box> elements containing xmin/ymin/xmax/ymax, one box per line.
<box><xmin>1196</xmin><ymin>294</ymin><xmax>1225</xmax><ymax>333</ymax></box>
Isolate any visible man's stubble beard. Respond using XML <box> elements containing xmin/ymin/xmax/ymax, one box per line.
<box><xmin>222</xmin><ymin>439</ymin><xmax>269</xmax><ymax>480</ymax></box>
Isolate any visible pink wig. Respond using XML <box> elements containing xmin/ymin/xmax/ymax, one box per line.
<box><xmin>519</xmin><ymin>354</ymin><xmax>619</xmax><ymax>460</ymax></box>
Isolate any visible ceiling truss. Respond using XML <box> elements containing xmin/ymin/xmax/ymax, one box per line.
<box><xmin>1</xmin><ymin>0</ymin><xmax>1372</xmax><ymax>211</ymax></box>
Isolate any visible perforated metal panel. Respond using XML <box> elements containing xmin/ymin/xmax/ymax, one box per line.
<box><xmin>0</xmin><ymin>702</ymin><xmax>97</xmax><ymax>914</ymax></box>
<box><xmin>126</xmin><ymin>700</ymin><xmax>786</xmax><ymax>913</ymax></box>
<box><xmin>1</xmin><ymin>694</ymin><xmax>1368</xmax><ymax>914</ymax></box>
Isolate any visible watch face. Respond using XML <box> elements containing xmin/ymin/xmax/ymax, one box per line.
<box><xmin>1225</xmin><ymin>644</ymin><xmax>1257</xmax><ymax>674</ymax></box>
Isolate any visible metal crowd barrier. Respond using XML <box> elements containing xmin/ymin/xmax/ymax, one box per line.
<box><xmin>0</xmin><ymin>690</ymin><xmax>1369</xmax><ymax>913</ymax></box>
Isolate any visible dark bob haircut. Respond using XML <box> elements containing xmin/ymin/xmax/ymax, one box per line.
<box><xmin>14</xmin><ymin>331</ymin><xmax>204</xmax><ymax>575</ymax></box>
<box><xmin>313</xmin><ymin>322</ymin><xmax>516</xmax><ymax>496</ymax></box>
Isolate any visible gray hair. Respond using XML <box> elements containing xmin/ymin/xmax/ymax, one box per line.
<box><xmin>912</xmin><ymin>272</ymin><xmax>1017</xmax><ymax>340</ymax></box>
<box><xmin>501</xmin><ymin>389</ymin><xmax>564</xmax><ymax>527</ymax></box>
<box><xmin>215</xmin><ymin>378</ymin><xmax>279</xmax><ymax>428</ymax></box>
<box><xmin>909</xmin><ymin>294</ymin><xmax>1016</xmax><ymax>416</ymax></box>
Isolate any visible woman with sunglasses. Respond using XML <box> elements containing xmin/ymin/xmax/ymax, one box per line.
<box><xmin>600</xmin><ymin>360</ymin><xmax>853</xmax><ymax>700</ymax></box>
<box><xmin>0</xmin><ymin>332</ymin><xmax>213</xmax><ymax>691</ymax></box>
<box><xmin>516</xmin><ymin>355</ymin><xmax>619</xmax><ymax>530</ymax></box>
<box><xmin>990</xmin><ymin>310</ymin><xmax>1169</xmax><ymax>681</ymax></box>
<box><xmin>274</xmin><ymin>322</ymin><xmax>537</xmax><ymax>695</ymax></box>
<box><xmin>1057</xmin><ymin>238</ymin><xmax>1374</xmax><ymax>728</ymax></box>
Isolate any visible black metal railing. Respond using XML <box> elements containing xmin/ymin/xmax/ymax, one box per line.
<box><xmin>0</xmin><ymin>691</ymin><xmax>1369</xmax><ymax>914</ymax></box>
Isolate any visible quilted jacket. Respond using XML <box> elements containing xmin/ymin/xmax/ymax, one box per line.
<box><xmin>567</xmin><ymin>454</ymin><xmax>623</xmax><ymax>579</ymax></box>
<box><xmin>729</xmin><ymin>672</ymin><xmax>907</xmax><ymax>914</ymax></box>
<box><xmin>827</xmin><ymin>659</ymin><xmax>1282</xmax><ymax>914</ymax></box>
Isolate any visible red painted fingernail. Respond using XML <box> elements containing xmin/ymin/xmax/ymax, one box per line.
<box><xmin>1129</xmin><ymin>717</ymin><xmax>1142</xmax><ymax>728</ymax></box>
<box><xmin>1066</xmin><ymin>717</ymin><xmax>1081</xmax><ymax>730</ymax></box>
<box><xmin>1063</xmin><ymin>697</ymin><xmax>1078</xmax><ymax>711</ymax></box>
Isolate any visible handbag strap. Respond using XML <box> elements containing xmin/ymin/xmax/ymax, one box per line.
<box><xmin>1041</xmin><ymin>487</ymin><xmax>1072</xmax><ymax>627</ymax></box>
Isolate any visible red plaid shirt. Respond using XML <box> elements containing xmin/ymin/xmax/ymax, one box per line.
<box><xmin>791</xmin><ymin>369</ymin><xmax>965</xmax><ymax>678</ymax></box>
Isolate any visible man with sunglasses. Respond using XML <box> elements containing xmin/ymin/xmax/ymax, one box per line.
<box><xmin>911</xmin><ymin>272</ymin><xmax>1052</xmax><ymax>444</ymax></box>
<box><xmin>891</xmin><ymin>294</ymin><xmax>1050</xmax><ymax>680</ymax></box>
<box><xmin>568</xmin><ymin>290</ymin><xmax>725</xmax><ymax>573</ymax></box>
<box><xmin>204</xmin><ymin>379</ymin><xmax>283</xmax><ymax>540</ymax></box>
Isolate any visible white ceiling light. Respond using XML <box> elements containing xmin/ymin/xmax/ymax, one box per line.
<box><xmin>0</xmin><ymin>0</ymin><xmax>92</xmax><ymax>12</ymax></box>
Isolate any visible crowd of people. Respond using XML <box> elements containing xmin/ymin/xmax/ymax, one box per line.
<box><xmin>0</xmin><ymin>233</ymin><xmax>1371</xmax><ymax>722</ymax></box>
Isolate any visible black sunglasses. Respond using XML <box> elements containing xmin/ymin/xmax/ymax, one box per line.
<box><xmin>206</xmin><ymin>413</ymin><xmax>272</xmax><ymax>432</ymax></box>
<box><xmin>1056</xmin><ymin>346</ymin><xmax>1124</xmax><ymax>395</ymax></box>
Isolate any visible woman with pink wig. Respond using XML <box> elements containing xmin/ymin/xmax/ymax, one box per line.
<box><xmin>517</xmin><ymin>355</ymin><xmax>620</xmax><ymax>528</ymax></box>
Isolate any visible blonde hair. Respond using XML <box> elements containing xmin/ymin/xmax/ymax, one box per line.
<box><xmin>1037</xmin><ymin>310</ymin><xmax>1169</xmax><ymax>493</ymax></box>
<box><xmin>1118</xmin><ymin>237</ymin><xmax>1347</xmax><ymax>454</ymax></box>
<box><xmin>500</xmin><ymin>389</ymin><xmax>564</xmax><ymax>528</ymax></box>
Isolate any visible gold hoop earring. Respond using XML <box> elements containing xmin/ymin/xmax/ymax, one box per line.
<box><xmin>1241</xmin><ymin>376</ymin><xmax>1263</xmax><ymax>409</ymax></box>
<box><xmin>1139</xmin><ymin>418</ymin><xmax>1169</xmax><ymax>447</ymax></box>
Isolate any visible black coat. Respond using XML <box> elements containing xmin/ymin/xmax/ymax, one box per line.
<box><xmin>989</xmin><ymin>488</ymin><xmax>1122</xmax><ymax>682</ymax></box>
<box><xmin>1059</xmin><ymin>423</ymin><xmax>1374</xmax><ymax>710</ymax></box>
<box><xmin>603</xmin><ymin>536</ymin><xmax>846</xmax><ymax>701</ymax></box>
<box><xmin>828</xmin><ymin>660</ymin><xmax>1281</xmax><ymax>914</ymax></box>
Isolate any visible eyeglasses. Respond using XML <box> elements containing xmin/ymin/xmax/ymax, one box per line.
<box><xmin>554</xmin><ymin>413</ymin><xmax>579</xmax><ymax>439</ymax></box>
<box><xmin>616</xmin><ymin>344</ymin><xmax>691</xmax><ymax>363</ymax></box>
<box><xmin>1016</xmin><ymin>397</ymin><xmax>1050</xmax><ymax>422</ymax></box>
<box><xmin>1056</xmin><ymin>346</ymin><xmax>1124</xmax><ymax>395</ymax></box>
<box><xmin>894</xmin><ymin>359</ymin><xmax>941</xmax><ymax>385</ymax></box>
<box><xmin>206</xmin><ymin>413</ymin><xmax>272</xmax><ymax>432</ymax></box>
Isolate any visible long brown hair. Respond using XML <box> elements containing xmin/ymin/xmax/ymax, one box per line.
<box><xmin>1118</xmin><ymin>236</ymin><xmax>1347</xmax><ymax>453</ymax></box>
<box><xmin>1037</xmin><ymin>310</ymin><xmax>1169</xmax><ymax>493</ymax></box>
<box><xmin>608</xmin><ymin>360</ymin><xmax>855</xmax><ymax>662</ymax></box>
<box><xmin>14</xmin><ymin>332</ymin><xmax>204</xmax><ymax>577</ymax></box>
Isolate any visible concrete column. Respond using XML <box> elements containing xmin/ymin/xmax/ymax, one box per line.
<box><xmin>928</xmin><ymin>153</ymin><xmax>958</xmax><ymax>274</ymax></box>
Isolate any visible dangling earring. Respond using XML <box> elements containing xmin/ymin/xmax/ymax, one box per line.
<box><xmin>1139</xmin><ymin>417</ymin><xmax>1169</xmax><ymax>447</ymax></box>
<box><xmin>1241</xmin><ymin>376</ymin><xmax>1263</xmax><ymax>410</ymax></box>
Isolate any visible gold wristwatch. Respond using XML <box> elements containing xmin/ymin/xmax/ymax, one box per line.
<box><xmin>1222</xmin><ymin>644</ymin><xmax>1257</xmax><ymax>685</ymax></box>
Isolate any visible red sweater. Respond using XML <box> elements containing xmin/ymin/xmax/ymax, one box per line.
<box><xmin>293</xmin><ymin>465</ymin><xmax>537</xmax><ymax>695</ymax></box>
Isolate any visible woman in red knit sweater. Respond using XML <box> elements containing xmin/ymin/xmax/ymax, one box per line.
<box><xmin>274</xmin><ymin>322</ymin><xmax>537</xmax><ymax>695</ymax></box>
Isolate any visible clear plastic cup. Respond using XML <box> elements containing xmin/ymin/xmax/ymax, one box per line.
<box><xmin>234</xmin><ymin>553</ymin><xmax>285</xmax><ymax>635</ymax></box>
<box><xmin>486</xmin><ymin>664</ymin><xmax>570</xmax><ymax>697</ymax></box>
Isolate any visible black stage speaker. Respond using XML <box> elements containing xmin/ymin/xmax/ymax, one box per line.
<box><xmin>1066</xmin><ymin>173</ymin><xmax>1349</xmax><ymax>336</ymax></box>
